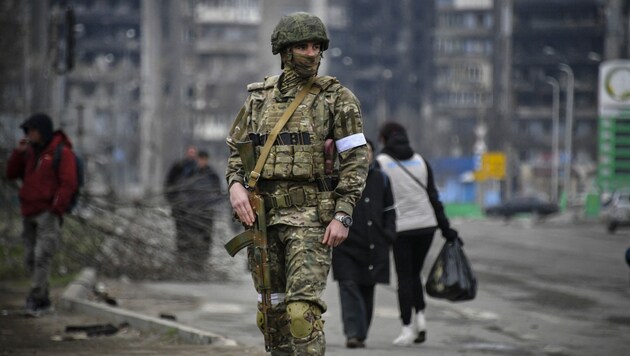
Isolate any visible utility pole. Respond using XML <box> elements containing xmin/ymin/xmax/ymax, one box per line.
<box><xmin>546</xmin><ymin>76</ymin><xmax>560</xmax><ymax>203</ymax></box>
<box><xmin>495</xmin><ymin>0</ymin><xmax>513</xmax><ymax>199</ymax></box>
<box><xmin>558</xmin><ymin>64</ymin><xmax>574</xmax><ymax>204</ymax></box>
<box><xmin>140</xmin><ymin>0</ymin><xmax>163</xmax><ymax>196</ymax></box>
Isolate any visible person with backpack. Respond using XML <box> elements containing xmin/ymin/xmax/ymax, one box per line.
<box><xmin>6</xmin><ymin>113</ymin><xmax>78</xmax><ymax>314</ymax></box>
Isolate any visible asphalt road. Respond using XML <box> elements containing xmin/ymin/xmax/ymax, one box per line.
<box><xmin>131</xmin><ymin>217</ymin><xmax>630</xmax><ymax>355</ymax></box>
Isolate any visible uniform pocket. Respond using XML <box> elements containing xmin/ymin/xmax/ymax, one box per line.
<box><xmin>273</xmin><ymin>145</ymin><xmax>293</xmax><ymax>179</ymax></box>
<box><xmin>316</xmin><ymin>191</ymin><xmax>336</xmax><ymax>224</ymax></box>
<box><xmin>292</xmin><ymin>145</ymin><xmax>313</xmax><ymax>179</ymax></box>
<box><xmin>258</xmin><ymin>145</ymin><xmax>276</xmax><ymax>179</ymax></box>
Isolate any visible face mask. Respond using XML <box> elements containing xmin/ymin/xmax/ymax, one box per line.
<box><xmin>288</xmin><ymin>52</ymin><xmax>321</xmax><ymax>78</ymax></box>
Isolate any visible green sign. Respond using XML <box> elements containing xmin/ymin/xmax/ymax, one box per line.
<box><xmin>598</xmin><ymin>60</ymin><xmax>630</xmax><ymax>192</ymax></box>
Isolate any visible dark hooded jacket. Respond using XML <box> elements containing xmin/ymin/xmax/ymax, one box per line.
<box><xmin>332</xmin><ymin>162</ymin><xmax>396</xmax><ymax>285</ymax></box>
<box><xmin>6</xmin><ymin>114</ymin><xmax>77</xmax><ymax>216</ymax></box>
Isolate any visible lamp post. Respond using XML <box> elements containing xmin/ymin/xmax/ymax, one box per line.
<box><xmin>558</xmin><ymin>63</ymin><xmax>574</xmax><ymax>203</ymax></box>
<box><xmin>543</xmin><ymin>46</ymin><xmax>575</xmax><ymax>203</ymax></box>
<box><xmin>545</xmin><ymin>76</ymin><xmax>560</xmax><ymax>203</ymax></box>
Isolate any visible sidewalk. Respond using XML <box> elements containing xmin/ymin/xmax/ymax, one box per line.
<box><xmin>1</xmin><ymin>265</ymin><xmax>523</xmax><ymax>356</ymax></box>
<box><xmin>0</xmin><ymin>269</ymin><xmax>265</xmax><ymax>356</ymax></box>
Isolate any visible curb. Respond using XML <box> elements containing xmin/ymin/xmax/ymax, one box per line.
<box><xmin>60</xmin><ymin>267</ymin><xmax>238</xmax><ymax>346</ymax></box>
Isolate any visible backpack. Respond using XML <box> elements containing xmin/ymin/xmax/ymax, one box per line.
<box><xmin>53</xmin><ymin>144</ymin><xmax>84</xmax><ymax>212</ymax></box>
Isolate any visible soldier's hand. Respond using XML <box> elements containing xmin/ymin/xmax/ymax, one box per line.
<box><xmin>229</xmin><ymin>183</ymin><xmax>255</xmax><ymax>226</ymax></box>
<box><xmin>322</xmin><ymin>220</ymin><xmax>348</xmax><ymax>247</ymax></box>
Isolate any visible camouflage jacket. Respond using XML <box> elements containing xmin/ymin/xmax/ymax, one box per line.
<box><xmin>226</xmin><ymin>75</ymin><xmax>368</xmax><ymax>226</ymax></box>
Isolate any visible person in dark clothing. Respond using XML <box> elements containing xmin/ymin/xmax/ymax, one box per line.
<box><xmin>332</xmin><ymin>139</ymin><xmax>396</xmax><ymax>349</ymax></box>
<box><xmin>164</xmin><ymin>145</ymin><xmax>200</xmax><ymax>273</ymax></box>
<box><xmin>376</xmin><ymin>122</ymin><xmax>460</xmax><ymax>346</ymax></box>
<box><xmin>6</xmin><ymin>113</ymin><xmax>78</xmax><ymax>314</ymax></box>
<box><xmin>179</xmin><ymin>150</ymin><xmax>222</xmax><ymax>273</ymax></box>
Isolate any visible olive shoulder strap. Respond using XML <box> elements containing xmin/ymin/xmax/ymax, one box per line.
<box><xmin>247</xmin><ymin>77</ymin><xmax>318</xmax><ymax>188</ymax></box>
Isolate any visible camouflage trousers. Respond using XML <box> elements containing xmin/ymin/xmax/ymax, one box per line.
<box><xmin>247</xmin><ymin>224</ymin><xmax>331</xmax><ymax>355</ymax></box>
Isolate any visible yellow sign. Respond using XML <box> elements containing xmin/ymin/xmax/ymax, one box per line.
<box><xmin>474</xmin><ymin>152</ymin><xmax>506</xmax><ymax>181</ymax></box>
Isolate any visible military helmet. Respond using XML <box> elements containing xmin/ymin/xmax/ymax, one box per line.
<box><xmin>271</xmin><ymin>12</ymin><xmax>329</xmax><ymax>55</ymax></box>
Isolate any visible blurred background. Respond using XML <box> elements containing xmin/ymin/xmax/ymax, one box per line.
<box><xmin>1</xmin><ymin>0</ymin><xmax>629</xmax><ymax>278</ymax></box>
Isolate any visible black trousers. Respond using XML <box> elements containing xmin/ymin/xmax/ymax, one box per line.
<box><xmin>174</xmin><ymin>211</ymin><xmax>213</xmax><ymax>272</ymax></box>
<box><xmin>338</xmin><ymin>280</ymin><xmax>375</xmax><ymax>340</ymax></box>
<box><xmin>392</xmin><ymin>228</ymin><xmax>435</xmax><ymax>325</ymax></box>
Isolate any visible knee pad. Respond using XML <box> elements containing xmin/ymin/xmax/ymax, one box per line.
<box><xmin>286</xmin><ymin>301</ymin><xmax>323</xmax><ymax>339</ymax></box>
<box><xmin>256</xmin><ymin>304</ymin><xmax>291</xmax><ymax>343</ymax></box>
<box><xmin>256</xmin><ymin>304</ymin><xmax>288</xmax><ymax>332</ymax></box>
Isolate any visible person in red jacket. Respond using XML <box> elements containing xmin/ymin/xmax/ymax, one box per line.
<box><xmin>6</xmin><ymin>113</ymin><xmax>77</xmax><ymax>314</ymax></box>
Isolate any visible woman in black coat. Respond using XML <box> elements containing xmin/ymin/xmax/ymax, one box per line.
<box><xmin>332</xmin><ymin>139</ymin><xmax>396</xmax><ymax>348</ymax></box>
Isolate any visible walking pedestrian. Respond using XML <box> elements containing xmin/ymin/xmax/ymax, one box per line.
<box><xmin>332</xmin><ymin>139</ymin><xmax>396</xmax><ymax>348</ymax></box>
<box><xmin>376</xmin><ymin>121</ymin><xmax>460</xmax><ymax>346</ymax></box>
<box><xmin>6</xmin><ymin>113</ymin><xmax>78</xmax><ymax>314</ymax></box>
<box><xmin>226</xmin><ymin>12</ymin><xmax>369</xmax><ymax>355</ymax></box>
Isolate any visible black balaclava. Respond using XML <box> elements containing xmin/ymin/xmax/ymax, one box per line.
<box><xmin>20</xmin><ymin>113</ymin><xmax>54</xmax><ymax>148</ymax></box>
<box><xmin>381</xmin><ymin>123</ymin><xmax>414</xmax><ymax>160</ymax></box>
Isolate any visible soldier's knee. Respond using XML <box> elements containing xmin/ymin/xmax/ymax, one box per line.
<box><xmin>286</xmin><ymin>301</ymin><xmax>323</xmax><ymax>339</ymax></box>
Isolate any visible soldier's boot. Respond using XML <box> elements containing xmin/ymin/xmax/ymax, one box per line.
<box><xmin>286</xmin><ymin>301</ymin><xmax>325</xmax><ymax>356</ymax></box>
<box><xmin>256</xmin><ymin>302</ymin><xmax>292</xmax><ymax>355</ymax></box>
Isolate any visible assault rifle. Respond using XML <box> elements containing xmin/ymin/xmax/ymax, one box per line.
<box><xmin>225</xmin><ymin>192</ymin><xmax>272</xmax><ymax>351</ymax></box>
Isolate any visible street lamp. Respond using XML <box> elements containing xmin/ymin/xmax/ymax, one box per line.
<box><xmin>545</xmin><ymin>76</ymin><xmax>560</xmax><ymax>203</ymax></box>
<box><xmin>543</xmin><ymin>46</ymin><xmax>574</xmax><ymax>203</ymax></box>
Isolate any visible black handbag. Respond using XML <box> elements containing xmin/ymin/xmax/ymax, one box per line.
<box><xmin>425</xmin><ymin>237</ymin><xmax>477</xmax><ymax>302</ymax></box>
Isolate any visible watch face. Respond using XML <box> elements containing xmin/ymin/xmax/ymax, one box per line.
<box><xmin>335</xmin><ymin>214</ymin><xmax>352</xmax><ymax>227</ymax></box>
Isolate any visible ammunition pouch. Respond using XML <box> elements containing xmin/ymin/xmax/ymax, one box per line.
<box><xmin>255</xmin><ymin>144</ymin><xmax>315</xmax><ymax>180</ymax></box>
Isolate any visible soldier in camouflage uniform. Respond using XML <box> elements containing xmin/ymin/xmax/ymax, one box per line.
<box><xmin>226</xmin><ymin>12</ymin><xmax>369</xmax><ymax>355</ymax></box>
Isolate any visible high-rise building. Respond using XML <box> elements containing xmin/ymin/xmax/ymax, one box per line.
<box><xmin>65</xmin><ymin>0</ymin><xmax>143</xmax><ymax>195</ymax></box>
<box><xmin>51</xmin><ymin>0</ymin><xmax>263</xmax><ymax>196</ymax></box>
<box><xmin>495</xmin><ymin>0</ymin><xmax>608</xmax><ymax>197</ymax></box>
<box><xmin>327</xmin><ymin>0</ymin><xmax>434</xmax><ymax>147</ymax></box>
<box><xmin>434</xmin><ymin>0</ymin><xmax>494</xmax><ymax>158</ymax></box>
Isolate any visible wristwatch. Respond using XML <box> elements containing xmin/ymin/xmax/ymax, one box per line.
<box><xmin>333</xmin><ymin>213</ymin><xmax>353</xmax><ymax>228</ymax></box>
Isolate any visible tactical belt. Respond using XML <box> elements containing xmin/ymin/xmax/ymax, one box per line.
<box><xmin>249</xmin><ymin>132</ymin><xmax>311</xmax><ymax>146</ymax></box>
<box><xmin>263</xmin><ymin>188</ymin><xmax>316</xmax><ymax>209</ymax></box>
<box><xmin>262</xmin><ymin>177</ymin><xmax>338</xmax><ymax>209</ymax></box>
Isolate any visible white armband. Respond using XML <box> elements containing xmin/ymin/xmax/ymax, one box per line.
<box><xmin>258</xmin><ymin>293</ymin><xmax>286</xmax><ymax>306</ymax></box>
<box><xmin>335</xmin><ymin>133</ymin><xmax>367</xmax><ymax>153</ymax></box>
